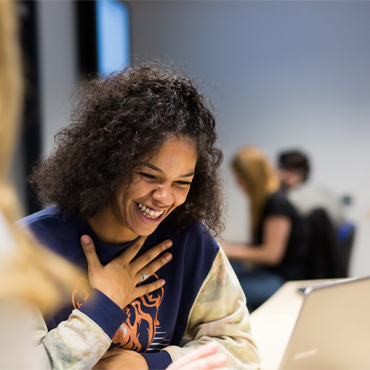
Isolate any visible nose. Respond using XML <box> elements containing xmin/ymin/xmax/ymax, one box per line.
<box><xmin>152</xmin><ymin>184</ymin><xmax>174</xmax><ymax>207</ymax></box>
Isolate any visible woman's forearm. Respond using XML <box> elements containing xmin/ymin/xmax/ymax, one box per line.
<box><xmin>221</xmin><ymin>215</ymin><xmax>292</xmax><ymax>266</ymax></box>
<box><xmin>221</xmin><ymin>242</ymin><xmax>281</xmax><ymax>265</ymax></box>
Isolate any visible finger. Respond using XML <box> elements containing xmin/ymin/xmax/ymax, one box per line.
<box><xmin>81</xmin><ymin>235</ymin><xmax>102</xmax><ymax>269</ymax></box>
<box><xmin>177</xmin><ymin>353</ymin><xmax>228</xmax><ymax>370</ymax></box>
<box><xmin>115</xmin><ymin>236</ymin><xmax>147</xmax><ymax>264</ymax></box>
<box><xmin>135</xmin><ymin>252</ymin><xmax>172</xmax><ymax>284</ymax></box>
<box><xmin>167</xmin><ymin>343</ymin><xmax>219</xmax><ymax>369</ymax></box>
<box><xmin>131</xmin><ymin>239</ymin><xmax>173</xmax><ymax>272</ymax></box>
<box><xmin>134</xmin><ymin>278</ymin><xmax>166</xmax><ymax>299</ymax></box>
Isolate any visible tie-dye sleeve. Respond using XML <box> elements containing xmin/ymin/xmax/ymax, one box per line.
<box><xmin>33</xmin><ymin>308</ymin><xmax>111</xmax><ymax>370</ymax></box>
<box><xmin>163</xmin><ymin>248</ymin><xmax>261</xmax><ymax>370</ymax></box>
<box><xmin>32</xmin><ymin>289</ymin><xmax>127</xmax><ymax>369</ymax></box>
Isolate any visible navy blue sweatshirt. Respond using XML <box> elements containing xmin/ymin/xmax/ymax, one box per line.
<box><xmin>20</xmin><ymin>207</ymin><xmax>260</xmax><ymax>370</ymax></box>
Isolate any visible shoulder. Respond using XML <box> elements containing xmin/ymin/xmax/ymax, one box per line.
<box><xmin>161</xmin><ymin>222</ymin><xmax>219</xmax><ymax>249</ymax></box>
<box><xmin>266</xmin><ymin>191</ymin><xmax>290</xmax><ymax>207</ymax></box>
<box><xmin>157</xmin><ymin>221</ymin><xmax>220</xmax><ymax>264</ymax></box>
<box><xmin>17</xmin><ymin>207</ymin><xmax>80</xmax><ymax>255</ymax></box>
<box><xmin>18</xmin><ymin>207</ymin><xmax>71</xmax><ymax>237</ymax></box>
<box><xmin>264</xmin><ymin>191</ymin><xmax>296</xmax><ymax>217</ymax></box>
<box><xmin>18</xmin><ymin>207</ymin><xmax>63</xmax><ymax>228</ymax></box>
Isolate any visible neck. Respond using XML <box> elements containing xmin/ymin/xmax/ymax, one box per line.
<box><xmin>87</xmin><ymin>208</ymin><xmax>137</xmax><ymax>245</ymax></box>
<box><xmin>289</xmin><ymin>180</ymin><xmax>303</xmax><ymax>189</ymax></box>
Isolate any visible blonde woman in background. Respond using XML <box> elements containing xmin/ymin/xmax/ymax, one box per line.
<box><xmin>222</xmin><ymin>147</ymin><xmax>309</xmax><ymax>311</ymax></box>
<box><xmin>0</xmin><ymin>2</ymin><xmax>229</xmax><ymax>369</ymax></box>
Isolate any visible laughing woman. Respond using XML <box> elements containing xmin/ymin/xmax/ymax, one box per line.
<box><xmin>19</xmin><ymin>66</ymin><xmax>260</xmax><ymax>370</ymax></box>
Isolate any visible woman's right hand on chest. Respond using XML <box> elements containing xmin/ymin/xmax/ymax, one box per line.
<box><xmin>80</xmin><ymin>235</ymin><xmax>172</xmax><ymax>309</ymax></box>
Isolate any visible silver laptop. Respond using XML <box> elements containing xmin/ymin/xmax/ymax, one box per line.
<box><xmin>279</xmin><ymin>276</ymin><xmax>370</xmax><ymax>370</ymax></box>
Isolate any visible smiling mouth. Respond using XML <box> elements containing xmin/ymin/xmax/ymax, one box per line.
<box><xmin>137</xmin><ymin>203</ymin><xmax>165</xmax><ymax>220</ymax></box>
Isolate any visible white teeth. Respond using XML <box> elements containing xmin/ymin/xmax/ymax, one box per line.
<box><xmin>137</xmin><ymin>203</ymin><xmax>164</xmax><ymax>219</ymax></box>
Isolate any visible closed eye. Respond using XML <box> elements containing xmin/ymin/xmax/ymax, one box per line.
<box><xmin>138</xmin><ymin>172</ymin><xmax>156</xmax><ymax>180</ymax></box>
<box><xmin>176</xmin><ymin>181</ymin><xmax>192</xmax><ymax>186</ymax></box>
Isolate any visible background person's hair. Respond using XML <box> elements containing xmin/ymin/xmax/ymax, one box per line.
<box><xmin>232</xmin><ymin>146</ymin><xmax>279</xmax><ymax>238</ymax></box>
<box><xmin>30</xmin><ymin>64</ymin><xmax>225</xmax><ymax>236</ymax></box>
<box><xmin>0</xmin><ymin>0</ymin><xmax>22</xmax><ymax>180</ymax></box>
<box><xmin>278</xmin><ymin>150</ymin><xmax>310</xmax><ymax>182</ymax></box>
<box><xmin>0</xmin><ymin>0</ymin><xmax>79</xmax><ymax>312</ymax></box>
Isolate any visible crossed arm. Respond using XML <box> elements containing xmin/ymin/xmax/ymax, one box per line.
<box><xmin>92</xmin><ymin>343</ymin><xmax>227</xmax><ymax>370</ymax></box>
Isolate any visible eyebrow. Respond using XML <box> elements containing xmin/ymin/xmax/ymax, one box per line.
<box><xmin>145</xmin><ymin>163</ymin><xmax>195</xmax><ymax>177</ymax></box>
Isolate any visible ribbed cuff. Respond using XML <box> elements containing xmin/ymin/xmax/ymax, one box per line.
<box><xmin>142</xmin><ymin>351</ymin><xmax>173</xmax><ymax>370</ymax></box>
<box><xmin>78</xmin><ymin>288</ymin><xmax>128</xmax><ymax>339</ymax></box>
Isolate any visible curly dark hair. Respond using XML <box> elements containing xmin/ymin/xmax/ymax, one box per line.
<box><xmin>30</xmin><ymin>65</ymin><xmax>224</xmax><ymax>235</ymax></box>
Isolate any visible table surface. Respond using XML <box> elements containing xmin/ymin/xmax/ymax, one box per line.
<box><xmin>249</xmin><ymin>279</ymin><xmax>345</xmax><ymax>370</ymax></box>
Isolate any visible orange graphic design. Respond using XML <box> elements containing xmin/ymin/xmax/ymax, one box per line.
<box><xmin>72</xmin><ymin>277</ymin><xmax>91</xmax><ymax>309</ymax></box>
<box><xmin>112</xmin><ymin>276</ymin><xmax>164</xmax><ymax>352</ymax></box>
<box><xmin>71</xmin><ymin>274</ymin><xmax>164</xmax><ymax>352</ymax></box>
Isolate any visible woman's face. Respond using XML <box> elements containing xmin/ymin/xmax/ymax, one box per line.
<box><xmin>107</xmin><ymin>137</ymin><xmax>197</xmax><ymax>242</ymax></box>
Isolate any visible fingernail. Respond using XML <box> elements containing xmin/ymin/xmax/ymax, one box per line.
<box><xmin>165</xmin><ymin>253</ymin><xmax>172</xmax><ymax>261</ymax></box>
<box><xmin>81</xmin><ymin>235</ymin><xmax>90</xmax><ymax>245</ymax></box>
<box><xmin>160</xmin><ymin>279</ymin><xmax>165</xmax><ymax>286</ymax></box>
<box><xmin>165</xmin><ymin>240</ymin><xmax>172</xmax><ymax>247</ymax></box>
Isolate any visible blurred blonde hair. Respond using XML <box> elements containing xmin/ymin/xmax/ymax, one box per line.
<box><xmin>0</xmin><ymin>0</ymin><xmax>22</xmax><ymax>179</ymax></box>
<box><xmin>0</xmin><ymin>1</ymin><xmax>80</xmax><ymax>313</ymax></box>
<box><xmin>232</xmin><ymin>146</ymin><xmax>280</xmax><ymax>238</ymax></box>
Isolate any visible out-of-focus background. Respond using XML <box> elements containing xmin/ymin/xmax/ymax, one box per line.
<box><xmin>14</xmin><ymin>0</ymin><xmax>370</xmax><ymax>277</ymax></box>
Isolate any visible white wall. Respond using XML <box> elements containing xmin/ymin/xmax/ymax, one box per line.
<box><xmin>36</xmin><ymin>0</ymin><xmax>370</xmax><ymax>277</ymax></box>
<box><xmin>128</xmin><ymin>1</ymin><xmax>370</xmax><ymax>277</ymax></box>
<box><xmin>37</xmin><ymin>0</ymin><xmax>78</xmax><ymax>155</ymax></box>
